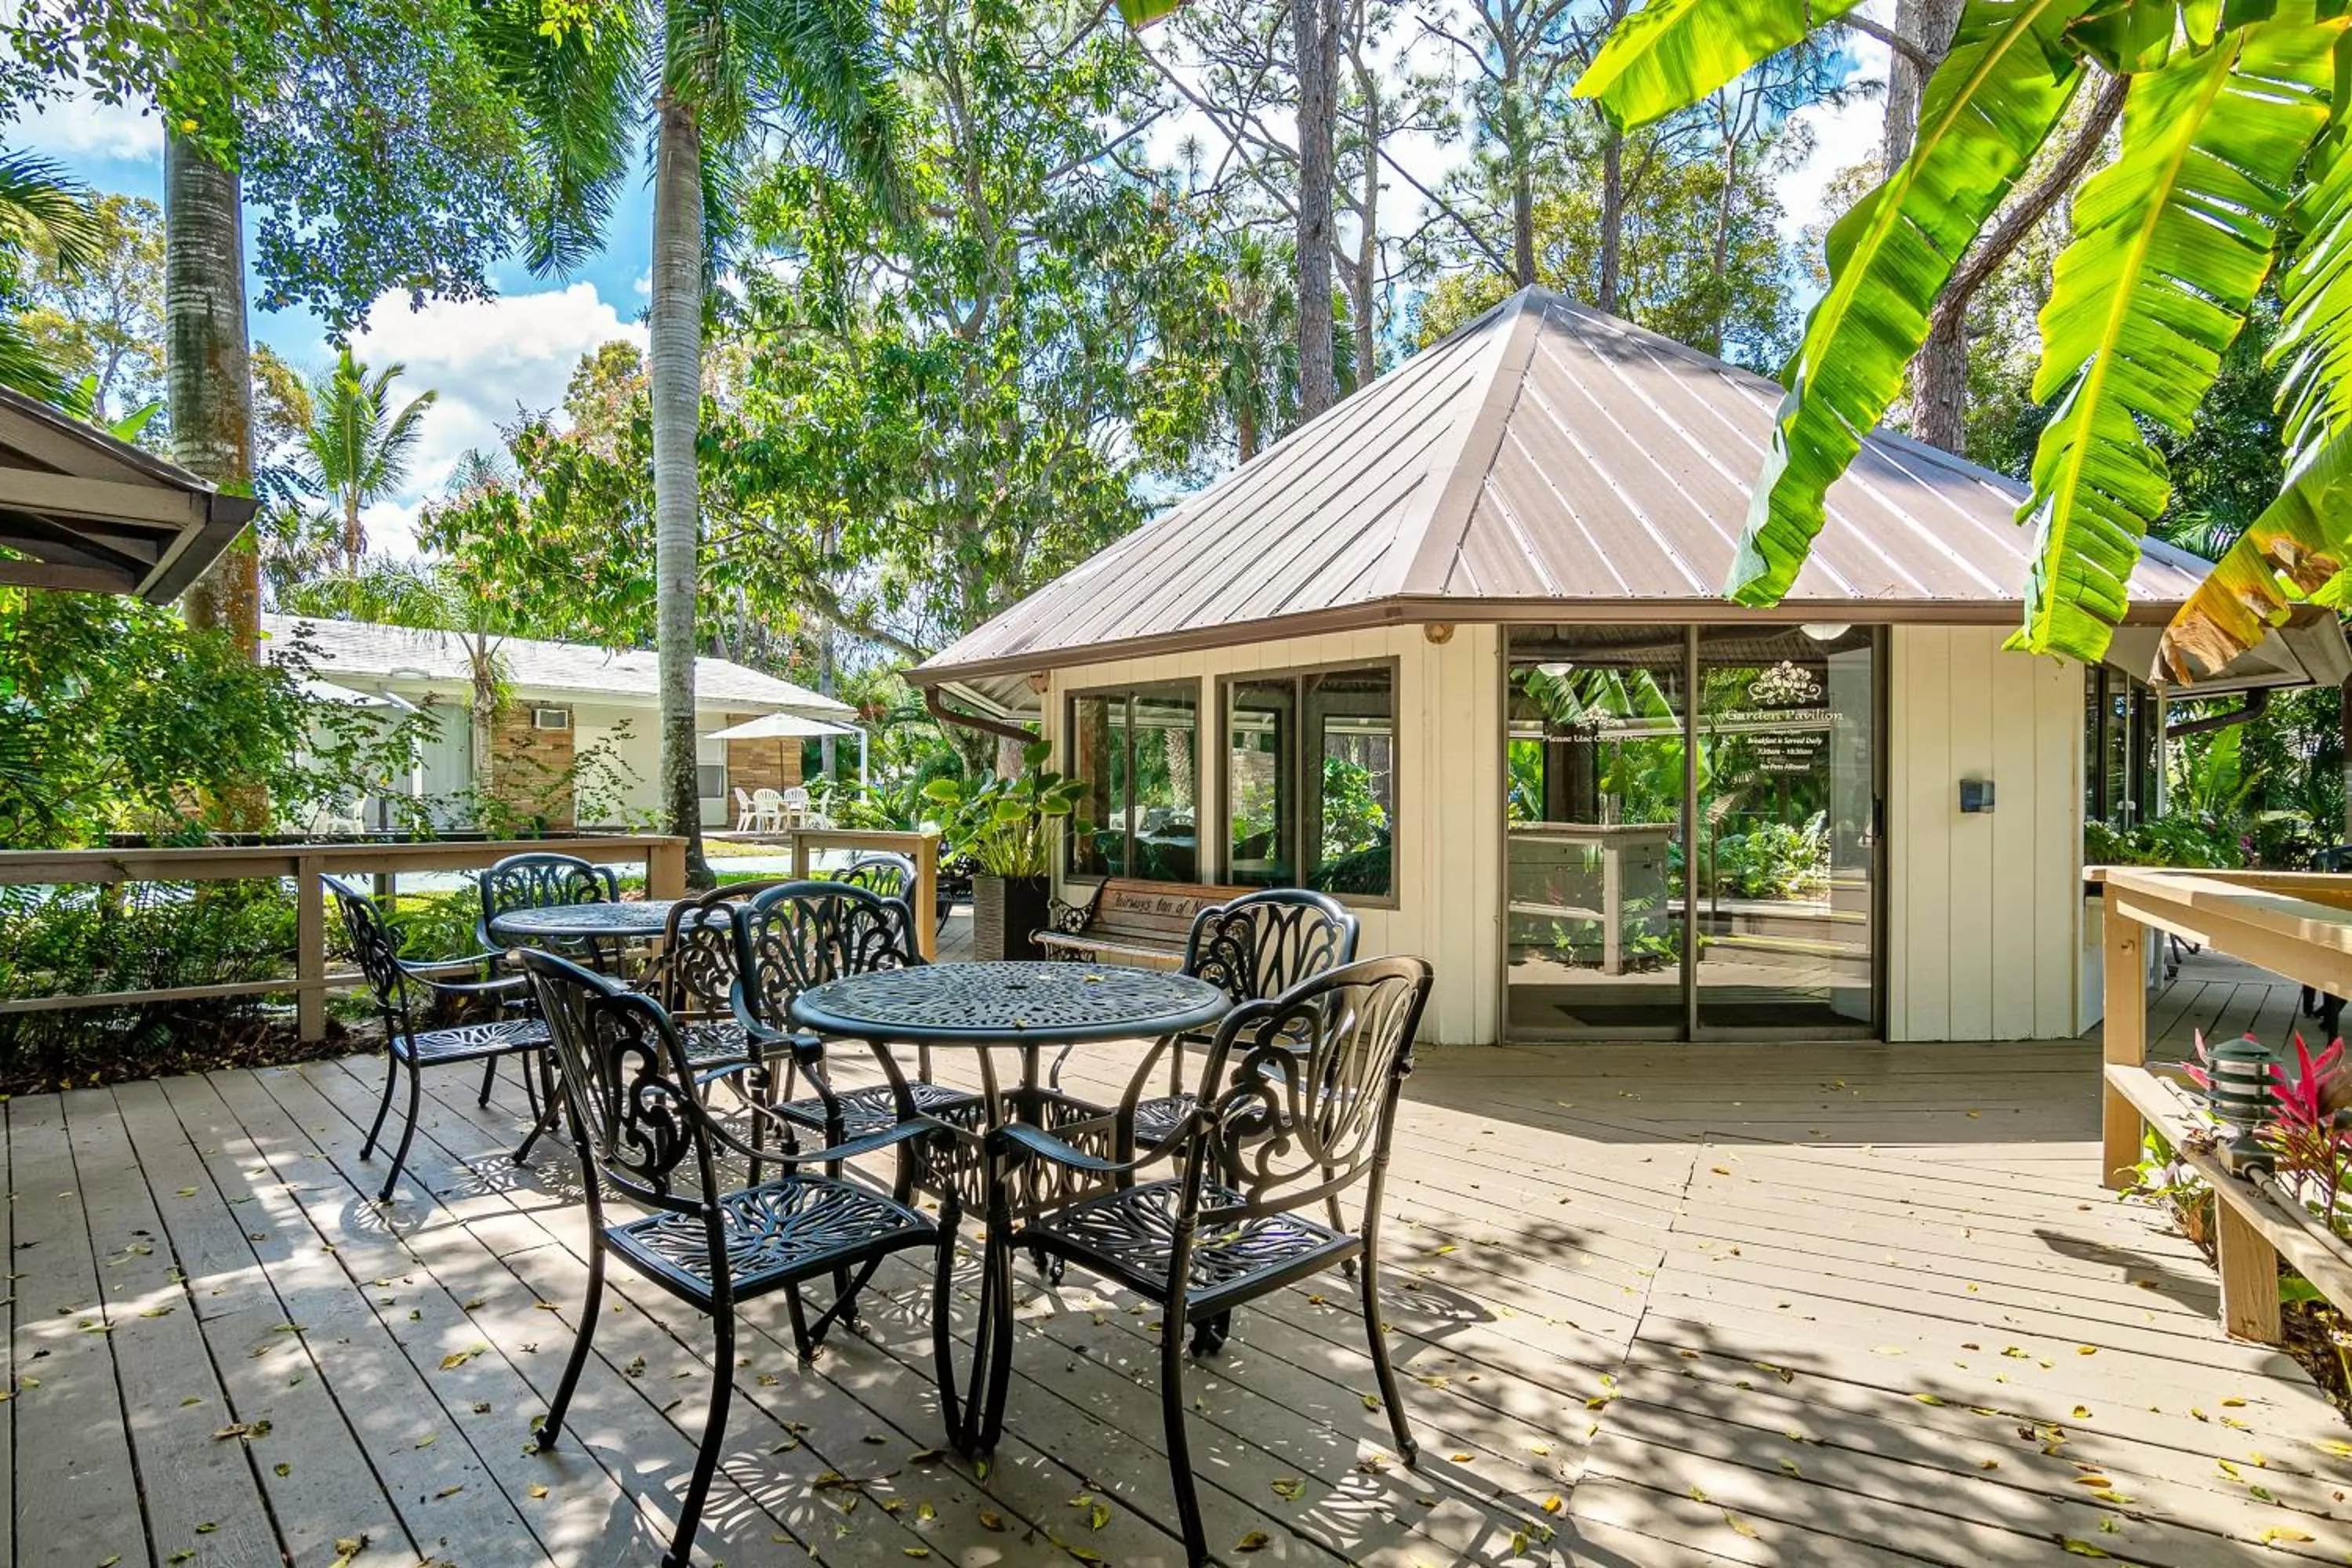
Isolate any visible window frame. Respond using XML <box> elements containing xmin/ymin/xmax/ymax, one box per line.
<box><xmin>1215</xmin><ymin>656</ymin><xmax>1403</xmax><ymax>910</ymax></box>
<box><xmin>1061</xmin><ymin>677</ymin><xmax>1206</xmax><ymax>885</ymax></box>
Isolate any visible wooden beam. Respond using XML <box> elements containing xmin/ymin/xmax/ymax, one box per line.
<box><xmin>0</xmin><ymin>467</ymin><xmax>206</xmax><ymax>530</ymax></box>
<box><xmin>0</xmin><ymin>557</ymin><xmax>136</xmax><ymax>593</ymax></box>
<box><xmin>0</xmin><ymin>510</ymin><xmax>160</xmax><ymax>573</ymax></box>
<box><xmin>2100</xmin><ymin>909</ymin><xmax>2146</xmax><ymax>1191</ymax></box>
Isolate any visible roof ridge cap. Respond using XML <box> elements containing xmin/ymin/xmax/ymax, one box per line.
<box><xmin>1381</xmin><ymin>288</ymin><xmax>1548</xmax><ymax>598</ymax></box>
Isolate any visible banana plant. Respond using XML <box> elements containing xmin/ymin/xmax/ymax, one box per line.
<box><xmin>1574</xmin><ymin>0</ymin><xmax>2352</xmax><ymax>677</ymax></box>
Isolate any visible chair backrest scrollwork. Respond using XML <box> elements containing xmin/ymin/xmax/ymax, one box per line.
<box><xmin>325</xmin><ymin>875</ymin><xmax>412</xmax><ymax>1022</ymax></box>
<box><xmin>655</xmin><ymin>882</ymin><xmax>782</xmax><ymax>1023</ymax></box>
<box><xmin>476</xmin><ymin>852</ymin><xmax>618</xmax><ymax>950</ymax></box>
<box><xmin>839</xmin><ymin>851</ymin><xmax>917</xmax><ymax>904</ymax></box>
<box><xmin>522</xmin><ymin>949</ymin><xmax>716</xmax><ymax>1215</ymax></box>
<box><xmin>734</xmin><ymin>880</ymin><xmax>920</xmax><ymax>1032</ymax></box>
<box><xmin>1184</xmin><ymin>956</ymin><xmax>1430</xmax><ymax>1225</ymax></box>
<box><xmin>1184</xmin><ymin>888</ymin><xmax>1360</xmax><ymax>1007</ymax></box>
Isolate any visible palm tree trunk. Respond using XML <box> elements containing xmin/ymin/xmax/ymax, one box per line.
<box><xmin>165</xmin><ymin>128</ymin><xmax>266</xmax><ymax>831</ymax></box>
<box><xmin>651</xmin><ymin>93</ymin><xmax>712</xmax><ymax>885</ymax></box>
<box><xmin>1598</xmin><ymin>122</ymin><xmax>1624</xmax><ymax>314</ymax></box>
<box><xmin>1293</xmin><ymin>0</ymin><xmax>1338</xmax><ymax>419</ymax></box>
<box><xmin>468</xmin><ymin>635</ymin><xmax>497</xmax><ymax>804</ymax></box>
<box><xmin>345</xmin><ymin>490</ymin><xmax>363</xmax><ymax>568</ymax></box>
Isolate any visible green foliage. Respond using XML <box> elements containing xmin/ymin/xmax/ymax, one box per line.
<box><xmin>1713</xmin><ymin>811</ymin><xmax>1829</xmax><ymax>899</ymax></box>
<box><xmin>0</xmin><ymin>590</ymin><xmax>419</xmax><ymax>848</ymax></box>
<box><xmin>1574</xmin><ymin>0</ymin><xmax>1866</xmax><ymax>132</ymax></box>
<box><xmin>0</xmin><ymin>880</ymin><xmax>298</xmax><ymax>1086</ymax></box>
<box><xmin>0</xmin><ymin>146</ymin><xmax>99</xmax><ymax>401</ymax></box>
<box><xmin>922</xmin><ymin>739</ymin><xmax>1087</xmax><ymax>877</ymax></box>
<box><xmin>11</xmin><ymin>184</ymin><xmax>153</xmax><ymax>418</ymax></box>
<box><xmin>1318</xmin><ymin>756</ymin><xmax>1388</xmax><ymax>862</ymax></box>
<box><xmin>299</xmin><ymin>347</ymin><xmax>437</xmax><ymax>564</ymax></box>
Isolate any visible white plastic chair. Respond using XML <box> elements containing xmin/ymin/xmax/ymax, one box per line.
<box><xmin>750</xmin><ymin>788</ymin><xmax>786</xmax><ymax>830</ymax></box>
<box><xmin>733</xmin><ymin>787</ymin><xmax>757</xmax><ymax>831</ymax></box>
<box><xmin>780</xmin><ymin>786</ymin><xmax>811</xmax><ymax>828</ymax></box>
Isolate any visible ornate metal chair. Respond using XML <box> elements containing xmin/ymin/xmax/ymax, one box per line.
<box><xmin>1054</xmin><ymin>888</ymin><xmax>1359</xmax><ymax>1150</ymax></box>
<box><xmin>520</xmin><ymin>950</ymin><xmax>946</xmax><ymax>1568</ymax></box>
<box><xmin>477</xmin><ymin>851</ymin><xmax>620</xmax><ymax>962</ymax></box>
<box><xmin>988</xmin><ymin>956</ymin><xmax>1432</xmax><ymax>1567</ymax></box>
<box><xmin>731</xmin><ymin>882</ymin><xmax>982</xmax><ymax>1163</ymax></box>
<box><xmin>644</xmin><ymin>880</ymin><xmax>789</xmax><ymax>1071</ymax></box>
<box><xmin>326</xmin><ymin>876</ymin><xmax>554</xmax><ymax>1203</ymax></box>
<box><xmin>838</xmin><ymin>851</ymin><xmax>916</xmax><ymax>902</ymax></box>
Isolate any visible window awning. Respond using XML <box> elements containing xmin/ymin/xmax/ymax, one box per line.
<box><xmin>0</xmin><ymin>387</ymin><xmax>257</xmax><ymax>603</ymax></box>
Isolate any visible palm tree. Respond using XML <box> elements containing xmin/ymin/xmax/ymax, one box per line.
<box><xmin>477</xmin><ymin>0</ymin><xmax>900</xmax><ymax>884</ymax></box>
<box><xmin>300</xmin><ymin>347</ymin><xmax>437</xmax><ymax>568</ymax></box>
<box><xmin>1572</xmin><ymin>1</ymin><xmax>2352</xmax><ymax>686</ymax></box>
<box><xmin>0</xmin><ymin>148</ymin><xmax>99</xmax><ymax>401</ymax></box>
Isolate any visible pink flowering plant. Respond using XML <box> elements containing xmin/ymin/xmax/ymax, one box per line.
<box><xmin>2264</xmin><ymin>1033</ymin><xmax>2352</xmax><ymax>1228</ymax></box>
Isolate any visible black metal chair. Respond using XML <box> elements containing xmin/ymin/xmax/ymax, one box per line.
<box><xmin>477</xmin><ymin>851</ymin><xmax>621</xmax><ymax>962</ymax></box>
<box><xmin>838</xmin><ymin>851</ymin><xmax>917</xmax><ymax>902</ymax></box>
<box><xmin>644</xmin><ymin>880</ymin><xmax>789</xmax><ymax>1072</ymax></box>
<box><xmin>731</xmin><ymin>882</ymin><xmax>982</xmax><ymax>1160</ymax></box>
<box><xmin>326</xmin><ymin>876</ymin><xmax>554</xmax><ymax>1203</ymax></box>
<box><xmin>521</xmin><ymin>950</ymin><xmax>947</xmax><ymax>1568</ymax></box>
<box><xmin>1056</xmin><ymin>889</ymin><xmax>1359</xmax><ymax>1150</ymax></box>
<box><xmin>988</xmin><ymin>956</ymin><xmax>1432</xmax><ymax>1566</ymax></box>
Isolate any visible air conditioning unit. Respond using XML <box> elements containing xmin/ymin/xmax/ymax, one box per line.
<box><xmin>532</xmin><ymin>706</ymin><xmax>572</xmax><ymax>731</ymax></box>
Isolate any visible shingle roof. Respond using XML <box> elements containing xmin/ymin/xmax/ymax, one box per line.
<box><xmin>912</xmin><ymin>286</ymin><xmax>2217</xmax><ymax>685</ymax></box>
<box><xmin>263</xmin><ymin>615</ymin><xmax>855</xmax><ymax>716</ymax></box>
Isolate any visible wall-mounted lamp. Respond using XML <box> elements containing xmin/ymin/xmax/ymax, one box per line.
<box><xmin>1958</xmin><ymin>779</ymin><xmax>1995</xmax><ymax>814</ymax></box>
<box><xmin>1534</xmin><ymin>661</ymin><xmax>1574</xmax><ymax>679</ymax></box>
<box><xmin>1799</xmin><ymin>622</ymin><xmax>1853</xmax><ymax>642</ymax></box>
<box><xmin>1424</xmin><ymin>622</ymin><xmax>1455</xmax><ymax>644</ymax></box>
<box><xmin>1025</xmin><ymin>671</ymin><xmax>1051</xmax><ymax>695</ymax></box>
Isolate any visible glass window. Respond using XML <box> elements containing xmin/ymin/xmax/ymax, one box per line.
<box><xmin>1066</xmin><ymin>686</ymin><xmax>1200</xmax><ymax>882</ymax></box>
<box><xmin>1222</xmin><ymin>666</ymin><xmax>1396</xmax><ymax>899</ymax></box>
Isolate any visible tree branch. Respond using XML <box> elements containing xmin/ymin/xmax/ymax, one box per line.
<box><xmin>1838</xmin><ymin>14</ymin><xmax>1933</xmax><ymax>74</ymax></box>
<box><xmin>1929</xmin><ymin>71</ymin><xmax>2126</xmax><ymax>333</ymax></box>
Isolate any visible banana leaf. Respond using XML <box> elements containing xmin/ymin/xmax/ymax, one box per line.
<box><xmin>2013</xmin><ymin>13</ymin><xmax>2337</xmax><ymax>662</ymax></box>
<box><xmin>1573</xmin><ymin>0</ymin><xmax>1868</xmax><ymax>132</ymax></box>
<box><xmin>1726</xmin><ymin>0</ymin><xmax>2093</xmax><ymax>608</ymax></box>
<box><xmin>2158</xmin><ymin>423</ymin><xmax>2352</xmax><ymax>678</ymax></box>
<box><xmin>1114</xmin><ymin>0</ymin><xmax>1189</xmax><ymax>25</ymax></box>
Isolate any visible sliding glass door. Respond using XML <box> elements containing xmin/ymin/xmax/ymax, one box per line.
<box><xmin>1505</xmin><ymin>625</ymin><xmax>1880</xmax><ymax>1041</ymax></box>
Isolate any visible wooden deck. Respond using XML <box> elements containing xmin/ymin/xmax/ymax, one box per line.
<box><xmin>2128</xmin><ymin>943</ymin><xmax>2310</xmax><ymax>1062</ymax></box>
<box><xmin>11</xmin><ymin>1025</ymin><xmax>2350</xmax><ymax>1566</ymax></box>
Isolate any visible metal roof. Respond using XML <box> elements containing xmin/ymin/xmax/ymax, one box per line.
<box><xmin>912</xmin><ymin>286</ymin><xmax>2220</xmax><ymax>688</ymax></box>
<box><xmin>263</xmin><ymin>615</ymin><xmax>855</xmax><ymax>717</ymax></box>
<box><xmin>0</xmin><ymin>387</ymin><xmax>257</xmax><ymax>602</ymax></box>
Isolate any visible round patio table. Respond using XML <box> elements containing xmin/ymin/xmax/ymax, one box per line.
<box><xmin>487</xmin><ymin>899</ymin><xmax>684</xmax><ymax>945</ymax></box>
<box><xmin>789</xmin><ymin>960</ymin><xmax>1230</xmax><ymax>1454</ymax></box>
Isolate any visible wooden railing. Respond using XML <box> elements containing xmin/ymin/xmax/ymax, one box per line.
<box><xmin>0</xmin><ymin>837</ymin><xmax>688</xmax><ymax>1043</ymax></box>
<box><xmin>710</xmin><ymin>828</ymin><xmax>942</xmax><ymax>961</ymax></box>
<box><xmin>2097</xmin><ymin>865</ymin><xmax>2352</xmax><ymax>1341</ymax></box>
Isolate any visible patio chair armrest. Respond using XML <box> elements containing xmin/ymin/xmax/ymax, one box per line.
<box><xmin>403</xmin><ymin>964</ymin><xmax>529</xmax><ymax>1001</ymax></box>
<box><xmin>989</xmin><ymin>1118</ymin><xmax>1186</xmax><ymax>1178</ymax></box>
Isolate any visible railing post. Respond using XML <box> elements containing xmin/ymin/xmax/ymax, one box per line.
<box><xmin>646</xmin><ymin>837</ymin><xmax>687</xmax><ymax>900</ymax></box>
<box><xmin>791</xmin><ymin>829</ymin><xmax>811</xmax><ymax>880</ymax></box>
<box><xmin>2100</xmin><ymin>898</ymin><xmax>2146</xmax><ymax>1191</ymax></box>
<box><xmin>914</xmin><ymin>833</ymin><xmax>940</xmax><ymax>963</ymax></box>
<box><xmin>296</xmin><ymin>850</ymin><xmax>327</xmax><ymax>1044</ymax></box>
<box><xmin>2216</xmin><ymin>1199</ymin><xmax>2285</xmax><ymax>1343</ymax></box>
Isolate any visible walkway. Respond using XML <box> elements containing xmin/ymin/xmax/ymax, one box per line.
<box><xmin>8</xmin><ymin>1034</ymin><xmax>2345</xmax><ymax>1565</ymax></box>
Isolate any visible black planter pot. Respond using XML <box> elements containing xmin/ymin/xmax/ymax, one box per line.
<box><xmin>971</xmin><ymin>873</ymin><xmax>1053</xmax><ymax>962</ymax></box>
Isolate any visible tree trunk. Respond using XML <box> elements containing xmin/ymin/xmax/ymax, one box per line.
<box><xmin>1294</xmin><ymin>0</ymin><xmax>1338</xmax><ymax>419</ymax></box>
<box><xmin>651</xmin><ymin>95</ymin><xmax>712</xmax><ymax>885</ymax></box>
<box><xmin>1883</xmin><ymin>0</ymin><xmax>1963</xmax><ymax>170</ymax></box>
<box><xmin>344</xmin><ymin>489</ymin><xmax>363</xmax><ymax>568</ymax></box>
<box><xmin>818</xmin><ymin>624</ymin><xmax>837</xmax><ymax>783</ymax></box>
<box><xmin>165</xmin><ymin>129</ymin><xmax>265</xmax><ymax>832</ymax></box>
<box><xmin>2341</xmin><ymin>675</ymin><xmax>2351</xmax><ymax>844</ymax></box>
<box><xmin>1598</xmin><ymin>122</ymin><xmax>1624</xmax><ymax>314</ymax></box>
<box><xmin>469</xmin><ymin>637</ymin><xmax>496</xmax><ymax>802</ymax></box>
<box><xmin>1237</xmin><ymin>401</ymin><xmax>1258</xmax><ymax>463</ymax></box>
<box><xmin>1913</xmin><ymin>299</ymin><xmax>1969</xmax><ymax>454</ymax></box>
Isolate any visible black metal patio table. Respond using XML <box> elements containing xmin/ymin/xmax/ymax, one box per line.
<box><xmin>488</xmin><ymin>898</ymin><xmax>683</xmax><ymax>946</ymax></box>
<box><xmin>789</xmin><ymin>960</ymin><xmax>1230</xmax><ymax>1454</ymax></box>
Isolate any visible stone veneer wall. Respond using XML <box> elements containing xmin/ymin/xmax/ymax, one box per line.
<box><xmin>725</xmin><ymin>734</ymin><xmax>804</xmax><ymax>803</ymax></box>
<box><xmin>492</xmin><ymin>704</ymin><xmax>576</xmax><ymax>829</ymax></box>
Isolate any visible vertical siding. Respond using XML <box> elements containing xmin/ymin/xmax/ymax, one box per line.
<box><xmin>1036</xmin><ymin>625</ymin><xmax>1502</xmax><ymax>1044</ymax></box>
<box><xmin>1889</xmin><ymin>626</ymin><xmax>2081</xmax><ymax>1042</ymax></box>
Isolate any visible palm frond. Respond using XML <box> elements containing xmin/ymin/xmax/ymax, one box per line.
<box><xmin>1573</xmin><ymin>0</ymin><xmax>1868</xmax><ymax>132</ymax></box>
<box><xmin>0</xmin><ymin>316</ymin><xmax>63</xmax><ymax>404</ymax></box>
<box><xmin>466</xmin><ymin>0</ymin><xmax>646</xmax><ymax>277</ymax></box>
<box><xmin>1114</xmin><ymin>0</ymin><xmax>1188</xmax><ymax>26</ymax></box>
<box><xmin>2014</xmin><ymin>15</ymin><xmax>2337</xmax><ymax>662</ymax></box>
<box><xmin>0</xmin><ymin>147</ymin><xmax>99</xmax><ymax>274</ymax></box>
<box><xmin>1725</xmin><ymin>0</ymin><xmax>2092</xmax><ymax>608</ymax></box>
<box><xmin>735</xmin><ymin>0</ymin><xmax>905</xmax><ymax>216</ymax></box>
<box><xmin>2158</xmin><ymin>424</ymin><xmax>2352</xmax><ymax>679</ymax></box>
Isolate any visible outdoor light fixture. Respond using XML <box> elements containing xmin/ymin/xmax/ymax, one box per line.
<box><xmin>1535</xmin><ymin>661</ymin><xmax>1574</xmax><ymax>679</ymax></box>
<box><xmin>1799</xmin><ymin>622</ymin><xmax>1852</xmax><ymax>642</ymax></box>
<box><xmin>2204</xmin><ymin>1037</ymin><xmax>2277</xmax><ymax>1173</ymax></box>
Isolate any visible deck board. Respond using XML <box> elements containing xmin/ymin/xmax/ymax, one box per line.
<box><xmin>10</xmin><ymin>1027</ymin><xmax>2352</xmax><ymax>1567</ymax></box>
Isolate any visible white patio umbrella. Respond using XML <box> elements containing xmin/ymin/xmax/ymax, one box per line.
<box><xmin>709</xmin><ymin>710</ymin><xmax>869</xmax><ymax>786</ymax></box>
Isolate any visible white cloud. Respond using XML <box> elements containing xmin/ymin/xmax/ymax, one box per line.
<box><xmin>346</xmin><ymin>281</ymin><xmax>646</xmax><ymax>554</ymax></box>
<box><xmin>20</xmin><ymin>89</ymin><xmax>163</xmax><ymax>162</ymax></box>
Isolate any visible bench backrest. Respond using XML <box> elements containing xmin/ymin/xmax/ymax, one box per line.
<box><xmin>1084</xmin><ymin>878</ymin><xmax>1255</xmax><ymax>949</ymax></box>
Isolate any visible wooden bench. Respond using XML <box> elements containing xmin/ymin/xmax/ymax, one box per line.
<box><xmin>1033</xmin><ymin>878</ymin><xmax>1254</xmax><ymax>968</ymax></box>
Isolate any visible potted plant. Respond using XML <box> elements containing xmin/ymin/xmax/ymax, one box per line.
<box><xmin>923</xmin><ymin>740</ymin><xmax>1087</xmax><ymax>961</ymax></box>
